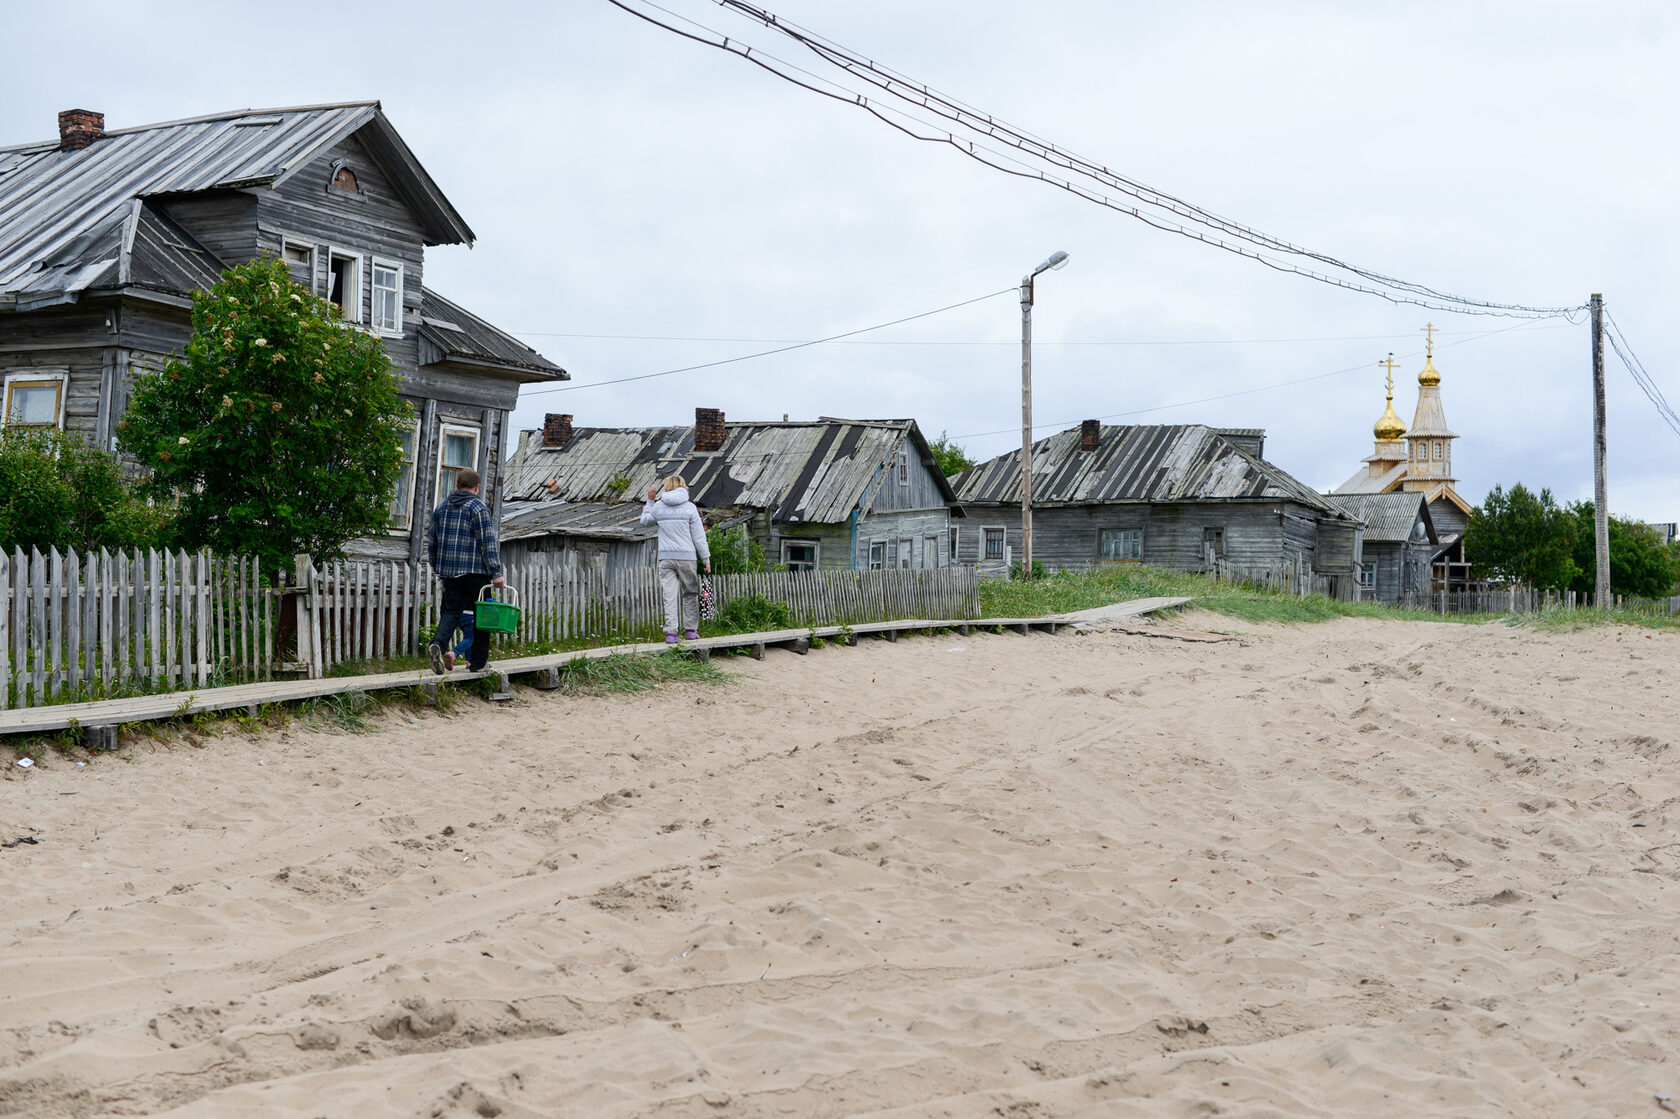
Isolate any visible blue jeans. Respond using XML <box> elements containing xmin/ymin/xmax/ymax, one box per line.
<box><xmin>433</xmin><ymin>573</ymin><xmax>492</xmax><ymax>670</ymax></box>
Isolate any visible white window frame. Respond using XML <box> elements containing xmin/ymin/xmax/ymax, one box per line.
<box><xmin>370</xmin><ymin>257</ymin><xmax>404</xmax><ymax>337</ymax></box>
<box><xmin>280</xmin><ymin>235</ymin><xmax>316</xmax><ymax>290</ymax></box>
<box><xmin>1099</xmin><ymin>526</ymin><xmax>1143</xmax><ymax>563</ymax></box>
<box><xmin>868</xmin><ymin>540</ymin><xmax>886</xmax><ymax>570</ymax></box>
<box><xmin>780</xmin><ymin>538</ymin><xmax>819</xmax><ymax>572</ymax></box>
<box><xmin>2</xmin><ymin>371</ymin><xmax>68</xmax><ymax>430</ymax></box>
<box><xmin>1433</xmin><ymin>441</ymin><xmax>1443</xmax><ymax>460</ymax></box>
<box><xmin>1358</xmin><ymin>561</ymin><xmax>1377</xmax><ymax>591</ymax></box>
<box><xmin>436</xmin><ymin>422</ymin><xmax>481</xmax><ymax>501</ymax></box>
<box><xmin>326</xmin><ymin>247</ymin><xmax>364</xmax><ymax>324</ymax></box>
<box><xmin>388</xmin><ymin>419</ymin><xmax>419</xmax><ymax>532</ymax></box>
<box><xmin>984</xmin><ymin>527</ymin><xmax>1006</xmax><ymax>561</ymax></box>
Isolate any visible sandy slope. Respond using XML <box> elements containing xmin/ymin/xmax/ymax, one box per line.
<box><xmin>1</xmin><ymin>613</ymin><xmax>1677</xmax><ymax>1118</ymax></box>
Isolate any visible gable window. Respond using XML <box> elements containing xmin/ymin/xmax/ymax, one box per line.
<box><xmin>868</xmin><ymin>541</ymin><xmax>885</xmax><ymax>570</ymax></box>
<box><xmin>436</xmin><ymin>423</ymin><xmax>481</xmax><ymax>500</ymax></box>
<box><xmin>1099</xmin><ymin>527</ymin><xmax>1143</xmax><ymax>563</ymax></box>
<box><xmin>781</xmin><ymin>539</ymin><xmax>818</xmax><ymax>572</ymax></box>
<box><xmin>388</xmin><ymin>421</ymin><xmax>418</xmax><ymax>531</ymax></box>
<box><xmin>331</xmin><ymin>165</ymin><xmax>360</xmax><ymax>194</ymax></box>
<box><xmin>328</xmin><ymin>250</ymin><xmax>363</xmax><ymax>323</ymax></box>
<box><xmin>371</xmin><ymin>259</ymin><xmax>404</xmax><ymax>336</ymax></box>
<box><xmin>984</xmin><ymin>527</ymin><xmax>1005</xmax><ymax>560</ymax></box>
<box><xmin>924</xmin><ymin>534</ymin><xmax>940</xmax><ymax>568</ymax></box>
<box><xmin>897</xmin><ymin>451</ymin><xmax>909</xmax><ymax>486</ymax></box>
<box><xmin>281</xmin><ymin>238</ymin><xmax>315</xmax><ymax>289</ymax></box>
<box><xmin>3</xmin><ymin>372</ymin><xmax>67</xmax><ymax>430</ymax></box>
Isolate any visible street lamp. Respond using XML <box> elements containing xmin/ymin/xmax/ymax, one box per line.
<box><xmin>1020</xmin><ymin>249</ymin><xmax>1069</xmax><ymax>580</ymax></box>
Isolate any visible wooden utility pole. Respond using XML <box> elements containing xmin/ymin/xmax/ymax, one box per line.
<box><xmin>1020</xmin><ymin>273</ymin><xmax>1034</xmax><ymax>580</ymax></box>
<box><xmin>1591</xmin><ymin>293</ymin><xmax>1610</xmax><ymax>608</ymax></box>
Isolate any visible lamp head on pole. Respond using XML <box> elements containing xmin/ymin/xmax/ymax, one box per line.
<box><xmin>1034</xmin><ymin>250</ymin><xmax>1070</xmax><ymax>276</ymax></box>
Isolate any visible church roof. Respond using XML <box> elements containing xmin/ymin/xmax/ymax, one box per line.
<box><xmin>1332</xmin><ymin>461</ymin><xmax>1407</xmax><ymax>496</ymax></box>
<box><xmin>1408</xmin><ymin>385</ymin><xmax>1457</xmax><ymax>438</ymax></box>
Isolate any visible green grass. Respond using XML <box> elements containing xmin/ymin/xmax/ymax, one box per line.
<box><xmin>555</xmin><ymin>651</ymin><xmax>728</xmax><ymax>695</ymax></box>
<box><xmin>1512</xmin><ymin>606</ymin><xmax>1680</xmax><ymax>633</ymax></box>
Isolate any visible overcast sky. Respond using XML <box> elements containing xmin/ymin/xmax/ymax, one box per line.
<box><xmin>3</xmin><ymin>1</ymin><xmax>1676</xmax><ymax>519</ymax></box>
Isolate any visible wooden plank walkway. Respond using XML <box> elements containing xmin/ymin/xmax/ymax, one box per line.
<box><xmin>0</xmin><ymin>600</ymin><xmax>1190</xmax><ymax>741</ymax></box>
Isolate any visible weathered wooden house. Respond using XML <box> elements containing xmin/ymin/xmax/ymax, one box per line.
<box><xmin>502</xmin><ymin>410</ymin><xmax>962</xmax><ymax>571</ymax></box>
<box><xmin>952</xmin><ymin>421</ymin><xmax>1359</xmax><ymax>588</ymax></box>
<box><xmin>0</xmin><ymin>103</ymin><xmax>564</xmax><ymax>561</ymax></box>
<box><xmin>1323</xmin><ymin>492</ymin><xmax>1438</xmax><ymax>605</ymax></box>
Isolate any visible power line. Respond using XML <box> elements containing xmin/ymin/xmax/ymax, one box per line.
<box><xmin>605</xmin><ymin>0</ymin><xmax>1584</xmax><ymax>319</ymax></box>
<box><xmin>522</xmin><ymin>285</ymin><xmax>1013</xmax><ymax>395</ymax></box>
<box><xmin>513</xmin><ymin>324</ymin><xmax>1579</xmax><ymax>346</ymax></box>
<box><xmin>1603</xmin><ymin>310</ymin><xmax>1680</xmax><ymax>441</ymax></box>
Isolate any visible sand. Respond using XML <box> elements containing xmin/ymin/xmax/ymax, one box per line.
<box><xmin>2</xmin><ymin>611</ymin><xmax>1677</xmax><ymax>1118</ymax></box>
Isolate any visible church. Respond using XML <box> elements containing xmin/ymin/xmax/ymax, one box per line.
<box><xmin>1331</xmin><ymin>326</ymin><xmax>1475</xmax><ymax>594</ymax></box>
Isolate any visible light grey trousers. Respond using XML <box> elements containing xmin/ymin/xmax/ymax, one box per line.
<box><xmin>658</xmin><ymin>558</ymin><xmax>700</xmax><ymax>634</ymax></box>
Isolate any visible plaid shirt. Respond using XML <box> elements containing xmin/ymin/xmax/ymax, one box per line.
<box><xmin>428</xmin><ymin>490</ymin><xmax>501</xmax><ymax>579</ymax></box>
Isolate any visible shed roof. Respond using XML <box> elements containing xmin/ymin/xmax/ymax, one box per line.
<box><xmin>506</xmin><ymin>418</ymin><xmax>955</xmax><ymax>524</ymax></box>
<box><xmin>952</xmin><ymin>423</ymin><xmax>1344</xmax><ymax>517</ymax></box>
<box><xmin>0</xmin><ymin>102</ymin><xmax>473</xmax><ymax>306</ymax></box>
<box><xmin>500</xmin><ymin>500</ymin><xmax>753</xmax><ymax>543</ymax></box>
<box><xmin>418</xmin><ymin>288</ymin><xmax>566</xmax><ymax>380</ymax></box>
<box><xmin>1322</xmin><ymin>492</ymin><xmax>1437</xmax><ymax>545</ymax></box>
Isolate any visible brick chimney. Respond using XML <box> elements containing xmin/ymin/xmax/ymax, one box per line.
<box><xmin>541</xmin><ymin>413</ymin><xmax>573</xmax><ymax>448</ymax></box>
<box><xmin>694</xmin><ymin>407</ymin><xmax>726</xmax><ymax>453</ymax></box>
<box><xmin>58</xmin><ymin>109</ymin><xmax>104</xmax><ymax>151</ymax></box>
<box><xmin>1080</xmin><ymin>419</ymin><xmax>1101</xmax><ymax>453</ymax></box>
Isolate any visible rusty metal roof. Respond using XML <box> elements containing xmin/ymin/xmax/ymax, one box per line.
<box><xmin>505</xmin><ymin>418</ymin><xmax>954</xmax><ymax>524</ymax></box>
<box><xmin>0</xmin><ymin>102</ymin><xmax>473</xmax><ymax>306</ymax></box>
<box><xmin>953</xmin><ymin>423</ymin><xmax>1344</xmax><ymax>516</ymax></box>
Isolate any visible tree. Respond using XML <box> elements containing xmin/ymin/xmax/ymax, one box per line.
<box><xmin>1462</xmin><ymin>483</ymin><xmax>1579</xmax><ymax>590</ymax></box>
<box><xmin>0</xmin><ymin>428</ymin><xmax>173</xmax><ymax>553</ymax></box>
<box><xmin>928</xmin><ymin>430</ymin><xmax>974</xmax><ymax>477</ymax></box>
<box><xmin>706</xmin><ymin>523</ymin><xmax>777</xmax><ymax>573</ymax></box>
<box><xmin>1565</xmin><ymin>502</ymin><xmax>1680</xmax><ymax>599</ymax></box>
<box><xmin>118</xmin><ymin>257</ymin><xmax>411</xmax><ymax>570</ymax></box>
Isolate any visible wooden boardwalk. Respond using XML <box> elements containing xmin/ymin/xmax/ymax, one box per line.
<box><xmin>0</xmin><ymin>599</ymin><xmax>1189</xmax><ymax>743</ymax></box>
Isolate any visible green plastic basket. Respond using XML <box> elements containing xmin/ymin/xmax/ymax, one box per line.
<box><xmin>474</xmin><ymin>585</ymin><xmax>521</xmax><ymax>635</ymax></box>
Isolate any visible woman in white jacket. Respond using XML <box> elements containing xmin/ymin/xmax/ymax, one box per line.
<box><xmin>641</xmin><ymin>475</ymin><xmax>712</xmax><ymax>643</ymax></box>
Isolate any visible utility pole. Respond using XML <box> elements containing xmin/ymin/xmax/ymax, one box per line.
<box><xmin>1591</xmin><ymin>293</ymin><xmax>1610</xmax><ymax>608</ymax></box>
<box><xmin>1019</xmin><ymin>251</ymin><xmax>1069</xmax><ymax>580</ymax></box>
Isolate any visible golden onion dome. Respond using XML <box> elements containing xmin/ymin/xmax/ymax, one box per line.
<box><xmin>1418</xmin><ymin>354</ymin><xmax>1441</xmax><ymax>386</ymax></box>
<box><xmin>1374</xmin><ymin>396</ymin><xmax>1406</xmax><ymax>441</ymax></box>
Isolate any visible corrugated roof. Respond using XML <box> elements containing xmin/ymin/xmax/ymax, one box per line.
<box><xmin>1323</xmin><ymin>492</ymin><xmax>1436</xmax><ymax>544</ymax></box>
<box><xmin>418</xmin><ymin>288</ymin><xmax>565</xmax><ymax>380</ymax></box>
<box><xmin>953</xmin><ymin>423</ymin><xmax>1344</xmax><ymax>516</ymax></box>
<box><xmin>0</xmin><ymin>102</ymin><xmax>473</xmax><ymax>304</ymax></box>
<box><xmin>505</xmin><ymin>418</ymin><xmax>953</xmax><ymax>524</ymax></box>
<box><xmin>499</xmin><ymin>500</ymin><xmax>754</xmax><ymax>543</ymax></box>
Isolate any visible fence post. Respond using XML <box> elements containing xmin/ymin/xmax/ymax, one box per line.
<box><xmin>294</xmin><ymin>554</ymin><xmax>318</xmax><ymax>679</ymax></box>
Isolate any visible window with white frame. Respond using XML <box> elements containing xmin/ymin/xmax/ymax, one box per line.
<box><xmin>1358</xmin><ymin>561</ymin><xmax>1377</xmax><ymax>590</ymax></box>
<box><xmin>436</xmin><ymin>423</ymin><xmax>480</xmax><ymax>499</ymax></box>
<box><xmin>781</xmin><ymin>538</ymin><xmax>818</xmax><ymax>572</ymax></box>
<box><xmin>371</xmin><ymin>258</ymin><xmax>403</xmax><ymax>336</ymax></box>
<box><xmin>1099</xmin><ymin>527</ymin><xmax>1143</xmax><ymax>563</ymax></box>
<box><xmin>869</xmin><ymin>540</ymin><xmax>885</xmax><ymax>569</ymax></box>
<box><xmin>899</xmin><ymin>538</ymin><xmax>914</xmax><ymax>569</ymax></box>
<box><xmin>984</xmin><ymin>527</ymin><xmax>1005</xmax><ymax>560</ymax></box>
<box><xmin>388</xmin><ymin>421</ymin><xmax>419</xmax><ymax>530</ymax></box>
<box><xmin>924</xmin><ymin>534</ymin><xmax>940</xmax><ymax>568</ymax></box>
<box><xmin>1433</xmin><ymin>441</ymin><xmax>1443</xmax><ymax>460</ymax></box>
<box><xmin>327</xmin><ymin>249</ymin><xmax>363</xmax><ymax>323</ymax></box>
<box><xmin>281</xmin><ymin>237</ymin><xmax>315</xmax><ymax>289</ymax></box>
<box><xmin>3</xmin><ymin>372</ymin><xmax>67</xmax><ymax>431</ymax></box>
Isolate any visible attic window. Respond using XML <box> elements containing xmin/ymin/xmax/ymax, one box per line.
<box><xmin>330</xmin><ymin>165</ymin><xmax>360</xmax><ymax>194</ymax></box>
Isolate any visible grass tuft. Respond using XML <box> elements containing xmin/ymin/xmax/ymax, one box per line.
<box><xmin>558</xmin><ymin>651</ymin><xmax>729</xmax><ymax>696</ymax></box>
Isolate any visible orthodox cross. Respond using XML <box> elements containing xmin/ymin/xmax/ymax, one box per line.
<box><xmin>1421</xmin><ymin>322</ymin><xmax>1437</xmax><ymax>357</ymax></box>
<box><xmin>1380</xmin><ymin>353</ymin><xmax>1399</xmax><ymax>395</ymax></box>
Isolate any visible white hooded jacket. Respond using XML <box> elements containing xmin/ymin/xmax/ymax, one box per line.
<box><xmin>640</xmin><ymin>487</ymin><xmax>711</xmax><ymax>563</ymax></box>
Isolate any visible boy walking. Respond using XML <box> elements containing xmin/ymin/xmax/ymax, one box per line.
<box><xmin>427</xmin><ymin>468</ymin><xmax>504</xmax><ymax>673</ymax></box>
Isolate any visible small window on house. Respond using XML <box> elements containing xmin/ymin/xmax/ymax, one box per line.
<box><xmin>371</xmin><ymin>259</ymin><xmax>403</xmax><ymax>336</ymax></box>
<box><xmin>869</xmin><ymin>541</ymin><xmax>886</xmax><ymax>570</ymax></box>
<box><xmin>2</xmin><ymin>373</ymin><xmax>67</xmax><ymax>430</ymax></box>
<box><xmin>436</xmin><ymin>423</ymin><xmax>480</xmax><ymax>499</ymax></box>
<box><xmin>1099</xmin><ymin>527</ymin><xmax>1143</xmax><ymax>563</ymax></box>
<box><xmin>1203</xmin><ymin>527</ymin><xmax>1225</xmax><ymax>561</ymax></box>
<box><xmin>899</xmin><ymin>538</ymin><xmax>914</xmax><ymax>569</ymax></box>
<box><xmin>281</xmin><ymin>239</ymin><xmax>315</xmax><ymax>288</ymax></box>
<box><xmin>1433</xmin><ymin>441</ymin><xmax>1443</xmax><ymax>460</ymax></box>
<box><xmin>331</xmin><ymin>165</ymin><xmax>360</xmax><ymax>193</ymax></box>
<box><xmin>1358</xmin><ymin>561</ymin><xmax>1377</xmax><ymax>590</ymax></box>
<box><xmin>949</xmin><ymin>527</ymin><xmax>961</xmax><ymax>562</ymax></box>
<box><xmin>925</xmin><ymin>534</ymin><xmax>940</xmax><ymax>568</ymax></box>
<box><xmin>984</xmin><ymin>527</ymin><xmax>1006</xmax><ymax>560</ymax></box>
<box><xmin>328</xmin><ymin>250</ymin><xmax>362</xmax><ymax>323</ymax></box>
<box><xmin>897</xmin><ymin>451</ymin><xmax>909</xmax><ymax>486</ymax></box>
<box><xmin>781</xmin><ymin>539</ymin><xmax>817</xmax><ymax>572</ymax></box>
<box><xmin>388</xmin><ymin>422</ymin><xmax>418</xmax><ymax>530</ymax></box>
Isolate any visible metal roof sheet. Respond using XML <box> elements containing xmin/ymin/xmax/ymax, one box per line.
<box><xmin>418</xmin><ymin>288</ymin><xmax>565</xmax><ymax>379</ymax></box>
<box><xmin>1322</xmin><ymin>492</ymin><xmax>1435</xmax><ymax>544</ymax></box>
<box><xmin>0</xmin><ymin>102</ymin><xmax>472</xmax><ymax>302</ymax></box>
<box><xmin>952</xmin><ymin>423</ymin><xmax>1343</xmax><ymax>516</ymax></box>
<box><xmin>505</xmin><ymin>419</ymin><xmax>950</xmax><ymax>524</ymax></box>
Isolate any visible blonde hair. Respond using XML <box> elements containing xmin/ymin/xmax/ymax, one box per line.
<box><xmin>662</xmin><ymin>475</ymin><xmax>687</xmax><ymax>492</ymax></box>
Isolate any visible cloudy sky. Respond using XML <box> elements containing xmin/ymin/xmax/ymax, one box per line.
<box><xmin>3</xmin><ymin>1</ymin><xmax>1676</xmax><ymax>518</ymax></box>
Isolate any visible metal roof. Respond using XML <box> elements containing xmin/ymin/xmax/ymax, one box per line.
<box><xmin>418</xmin><ymin>288</ymin><xmax>565</xmax><ymax>380</ymax></box>
<box><xmin>505</xmin><ymin>418</ymin><xmax>954</xmax><ymax>524</ymax></box>
<box><xmin>500</xmin><ymin>500</ymin><xmax>754</xmax><ymax>543</ymax></box>
<box><xmin>0</xmin><ymin>102</ymin><xmax>473</xmax><ymax>304</ymax></box>
<box><xmin>953</xmin><ymin>423</ymin><xmax>1345</xmax><ymax>517</ymax></box>
<box><xmin>1322</xmin><ymin>492</ymin><xmax>1436</xmax><ymax>544</ymax></box>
